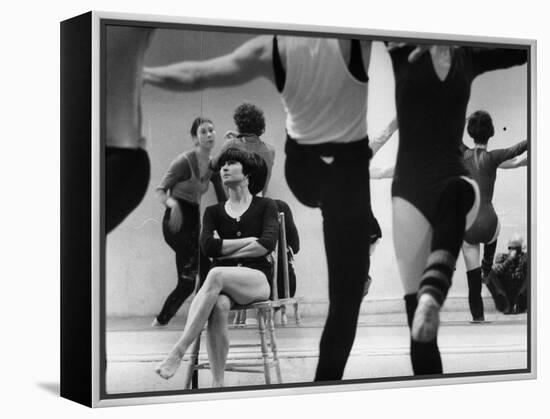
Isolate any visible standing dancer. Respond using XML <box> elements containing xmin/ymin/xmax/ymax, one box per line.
<box><xmin>145</xmin><ymin>35</ymin><xmax>373</xmax><ymax>381</ymax></box>
<box><xmin>461</xmin><ymin>110</ymin><xmax>527</xmax><ymax>321</ymax></box>
<box><xmin>387</xmin><ymin>44</ymin><xmax>526</xmax><ymax>374</ymax></box>
<box><xmin>104</xmin><ymin>25</ymin><xmax>155</xmax><ymax>377</ymax></box>
<box><xmin>153</xmin><ymin>117</ymin><xmax>226</xmax><ymax>327</ymax></box>
<box><xmin>106</xmin><ymin>26</ymin><xmax>154</xmax><ymax>233</ymax></box>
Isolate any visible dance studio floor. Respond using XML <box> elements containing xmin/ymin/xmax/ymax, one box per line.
<box><xmin>105</xmin><ymin>308</ymin><xmax>528</xmax><ymax>394</ymax></box>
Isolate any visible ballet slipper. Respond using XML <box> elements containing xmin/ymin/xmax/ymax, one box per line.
<box><xmin>411</xmin><ymin>293</ymin><xmax>441</xmax><ymax>342</ymax></box>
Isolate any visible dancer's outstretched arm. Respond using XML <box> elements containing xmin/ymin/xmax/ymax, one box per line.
<box><xmin>370</xmin><ymin>164</ymin><xmax>395</xmax><ymax>179</ymax></box>
<box><xmin>370</xmin><ymin>117</ymin><xmax>398</xmax><ymax>156</ymax></box>
<box><xmin>499</xmin><ymin>152</ymin><xmax>527</xmax><ymax>169</ymax></box>
<box><xmin>143</xmin><ymin>36</ymin><xmax>273</xmax><ymax>91</ymax></box>
<box><xmin>492</xmin><ymin>140</ymin><xmax>528</xmax><ymax>166</ymax></box>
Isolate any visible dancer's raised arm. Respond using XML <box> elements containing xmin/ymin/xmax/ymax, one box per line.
<box><xmin>143</xmin><ymin>36</ymin><xmax>274</xmax><ymax>91</ymax></box>
<box><xmin>370</xmin><ymin>117</ymin><xmax>398</xmax><ymax>156</ymax></box>
<box><xmin>499</xmin><ymin>152</ymin><xmax>527</xmax><ymax>169</ymax></box>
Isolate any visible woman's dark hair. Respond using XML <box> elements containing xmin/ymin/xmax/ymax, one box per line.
<box><xmin>218</xmin><ymin>148</ymin><xmax>267</xmax><ymax>195</ymax></box>
<box><xmin>247</xmin><ymin>152</ymin><xmax>268</xmax><ymax>195</ymax></box>
<box><xmin>467</xmin><ymin>110</ymin><xmax>495</xmax><ymax>144</ymax></box>
<box><xmin>190</xmin><ymin>116</ymin><xmax>213</xmax><ymax>138</ymax></box>
<box><xmin>233</xmin><ymin>103</ymin><xmax>266</xmax><ymax>136</ymax></box>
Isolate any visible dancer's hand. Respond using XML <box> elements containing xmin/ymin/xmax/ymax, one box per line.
<box><xmin>166</xmin><ymin>198</ymin><xmax>182</xmax><ymax>232</ymax></box>
<box><xmin>142</xmin><ymin>67</ymin><xmax>155</xmax><ymax>85</ymax></box>
<box><xmin>224</xmin><ymin>130</ymin><xmax>239</xmax><ymax>141</ymax></box>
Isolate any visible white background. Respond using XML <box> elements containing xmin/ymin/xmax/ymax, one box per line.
<box><xmin>1</xmin><ymin>0</ymin><xmax>547</xmax><ymax>417</ymax></box>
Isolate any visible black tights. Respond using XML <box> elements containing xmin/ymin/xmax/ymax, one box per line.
<box><xmin>405</xmin><ymin>293</ymin><xmax>442</xmax><ymax>374</ymax></box>
<box><xmin>156</xmin><ymin>200</ymin><xmax>200</xmax><ymax>325</ymax></box>
<box><xmin>467</xmin><ymin>268</ymin><xmax>484</xmax><ymax>320</ymax></box>
<box><xmin>482</xmin><ymin>240</ymin><xmax>498</xmax><ymax>277</ymax></box>
<box><xmin>419</xmin><ymin>178</ymin><xmax>476</xmax><ymax>305</ymax></box>
<box><xmin>285</xmin><ymin>135</ymin><xmax>372</xmax><ymax>381</ymax></box>
<box><xmin>466</xmin><ymin>241</ymin><xmax>497</xmax><ymax>320</ymax></box>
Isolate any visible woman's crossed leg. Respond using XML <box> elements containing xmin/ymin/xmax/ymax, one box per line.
<box><xmin>156</xmin><ymin>266</ymin><xmax>270</xmax><ymax>380</ymax></box>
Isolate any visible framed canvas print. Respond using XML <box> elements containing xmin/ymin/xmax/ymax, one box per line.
<box><xmin>60</xmin><ymin>10</ymin><xmax>536</xmax><ymax>407</ymax></box>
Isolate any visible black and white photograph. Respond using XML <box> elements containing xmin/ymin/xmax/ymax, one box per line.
<box><xmin>97</xmin><ymin>14</ymin><xmax>532</xmax><ymax>401</ymax></box>
<box><xmin>0</xmin><ymin>0</ymin><xmax>536</xmax><ymax>416</ymax></box>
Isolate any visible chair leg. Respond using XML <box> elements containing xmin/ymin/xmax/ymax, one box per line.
<box><xmin>257</xmin><ymin>309</ymin><xmax>272</xmax><ymax>385</ymax></box>
<box><xmin>183</xmin><ymin>335</ymin><xmax>201</xmax><ymax>389</ymax></box>
<box><xmin>293</xmin><ymin>302</ymin><xmax>302</xmax><ymax>326</ymax></box>
<box><xmin>267</xmin><ymin>308</ymin><xmax>283</xmax><ymax>383</ymax></box>
<box><xmin>281</xmin><ymin>306</ymin><xmax>288</xmax><ymax>326</ymax></box>
<box><xmin>233</xmin><ymin>309</ymin><xmax>245</xmax><ymax>326</ymax></box>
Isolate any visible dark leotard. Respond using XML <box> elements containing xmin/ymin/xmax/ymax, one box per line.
<box><xmin>463</xmin><ymin>141</ymin><xmax>527</xmax><ymax>244</ymax></box>
<box><xmin>389</xmin><ymin>46</ymin><xmax>527</xmax><ymax>224</ymax></box>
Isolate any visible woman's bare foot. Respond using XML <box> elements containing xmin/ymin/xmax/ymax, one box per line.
<box><xmin>155</xmin><ymin>351</ymin><xmax>183</xmax><ymax>379</ymax></box>
<box><xmin>411</xmin><ymin>293</ymin><xmax>441</xmax><ymax>342</ymax></box>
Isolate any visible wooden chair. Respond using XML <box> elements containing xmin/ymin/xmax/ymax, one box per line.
<box><xmin>233</xmin><ymin>211</ymin><xmax>302</xmax><ymax>327</ymax></box>
<box><xmin>182</xmin><ymin>212</ymin><xmax>301</xmax><ymax>388</ymax></box>
<box><xmin>272</xmin><ymin>212</ymin><xmax>303</xmax><ymax>326</ymax></box>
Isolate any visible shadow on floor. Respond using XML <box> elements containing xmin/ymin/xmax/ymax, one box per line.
<box><xmin>36</xmin><ymin>382</ymin><xmax>60</xmax><ymax>396</ymax></box>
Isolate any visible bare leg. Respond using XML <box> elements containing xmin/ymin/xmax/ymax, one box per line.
<box><xmin>392</xmin><ymin>198</ymin><xmax>441</xmax><ymax>341</ymax></box>
<box><xmin>156</xmin><ymin>268</ymin><xmax>225</xmax><ymax>379</ymax></box>
<box><xmin>392</xmin><ymin>197</ymin><xmax>432</xmax><ymax>295</ymax></box>
<box><xmin>206</xmin><ymin>294</ymin><xmax>232</xmax><ymax>387</ymax></box>
<box><xmin>393</xmin><ymin>197</ymin><xmax>443</xmax><ymax>374</ymax></box>
<box><xmin>462</xmin><ymin>242</ymin><xmax>481</xmax><ymax>271</ymax></box>
<box><xmin>156</xmin><ymin>266</ymin><xmax>269</xmax><ymax>379</ymax></box>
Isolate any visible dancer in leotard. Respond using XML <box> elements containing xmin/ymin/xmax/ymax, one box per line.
<box><xmin>145</xmin><ymin>35</ymin><xmax>374</xmax><ymax>381</ymax></box>
<box><xmin>387</xmin><ymin>44</ymin><xmax>527</xmax><ymax>374</ymax></box>
<box><xmin>152</xmin><ymin>117</ymin><xmax>226</xmax><ymax>327</ymax></box>
<box><xmin>461</xmin><ymin>110</ymin><xmax>527</xmax><ymax>321</ymax></box>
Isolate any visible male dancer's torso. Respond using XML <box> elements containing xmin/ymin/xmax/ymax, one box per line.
<box><xmin>106</xmin><ymin>26</ymin><xmax>154</xmax><ymax>148</ymax></box>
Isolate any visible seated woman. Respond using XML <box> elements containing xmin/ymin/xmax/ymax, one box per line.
<box><xmin>155</xmin><ymin>148</ymin><xmax>279</xmax><ymax>386</ymax></box>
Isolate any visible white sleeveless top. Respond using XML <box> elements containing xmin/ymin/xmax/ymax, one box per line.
<box><xmin>279</xmin><ymin>36</ymin><xmax>368</xmax><ymax>145</ymax></box>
